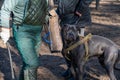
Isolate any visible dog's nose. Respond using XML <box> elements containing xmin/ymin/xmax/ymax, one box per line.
<box><xmin>69</xmin><ymin>33</ymin><xmax>74</xmax><ymax>39</ymax></box>
<box><xmin>69</xmin><ymin>33</ymin><xmax>73</xmax><ymax>36</ymax></box>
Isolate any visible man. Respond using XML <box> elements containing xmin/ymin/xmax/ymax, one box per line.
<box><xmin>56</xmin><ymin>0</ymin><xmax>92</xmax><ymax>79</ymax></box>
<box><xmin>57</xmin><ymin>0</ymin><xmax>92</xmax><ymax>37</ymax></box>
<box><xmin>0</xmin><ymin>0</ymin><xmax>49</xmax><ymax>80</ymax></box>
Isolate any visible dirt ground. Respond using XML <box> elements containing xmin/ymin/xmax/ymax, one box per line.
<box><xmin>0</xmin><ymin>0</ymin><xmax>120</xmax><ymax>80</ymax></box>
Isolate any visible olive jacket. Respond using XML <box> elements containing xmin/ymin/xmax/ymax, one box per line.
<box><xmin>0</xmin><ymin>0</ymin><xmax>48</xmax><ymax>28</ymax></box>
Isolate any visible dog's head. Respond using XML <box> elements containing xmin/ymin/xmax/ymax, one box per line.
<box><xmin>62</xmin><ymin>24</ymin><xmax>79</xmax><ymax>44</ymax></box>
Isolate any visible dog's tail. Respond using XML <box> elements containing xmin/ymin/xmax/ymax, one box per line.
<box><xmin>114</xmin><ymin>49</ymin><xmax>120</xmax><ymax>70</ymax></box>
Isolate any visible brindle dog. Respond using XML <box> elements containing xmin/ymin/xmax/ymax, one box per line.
<box><xmin>61</xmin><ymin>24</ymin><xmax>120</xmax><ymax>80</ymax></box>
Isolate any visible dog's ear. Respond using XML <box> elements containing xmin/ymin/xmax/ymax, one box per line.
<box><xmin>62</xmin><ymin>24</ymin><xmax>69</xmax><ymax>31</ymax></box>
<box><xmin>63</xmin><ymin>24</ymin><xmax>69</xmax><ymax>27</ymax></box>
<box><xmin>61</xmin><ymin>24</ymin><xmax>68</xmax><ymax>32</ymax></box>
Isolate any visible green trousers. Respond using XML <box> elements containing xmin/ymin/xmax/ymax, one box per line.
<box><xmin>12</xmin><ymin>24</ymin><xmax>43</xmax><ymax>80</ymax></box>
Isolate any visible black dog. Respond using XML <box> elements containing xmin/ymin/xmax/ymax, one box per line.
<box><xmin>61</xmin><ymin>24</ymin><xmax>120</xmax><ymax>80</ymax></box>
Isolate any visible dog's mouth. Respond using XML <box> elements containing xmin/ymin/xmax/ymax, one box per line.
<box><xmin>68</xmin><ymin>35</ymin><xmax>75</xmax><ymax>41</ymax></box>
<box><xmin>66</xmin><ymin>33</ymin><xmax>76</xmax><ymax>42</ymax></box>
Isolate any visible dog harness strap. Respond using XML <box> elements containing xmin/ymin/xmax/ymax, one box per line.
<box><xmin>84</xmin><ymin>41</ymin><xmax>89</xmax><ymax>61</ymax></box>
<box><xmin>64</xmin><ymin>33</ymin><xmax>92</xmax><ymax>53</ymax></box>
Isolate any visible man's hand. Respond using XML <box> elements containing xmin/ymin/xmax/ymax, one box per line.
<box><xmin>75</xmin><ymin>11</ymin><xmax>82</xmax><ymax>17</ymax></box>
<box><xmin>0</xmin><ymin>27</ymin><xmax>11</xmax><ymax>43</ymax></box>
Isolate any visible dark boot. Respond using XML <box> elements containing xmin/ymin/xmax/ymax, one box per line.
<box><xmin>24</xmin><ymin>68</ymin><xmax>37</xmax><ymax>80</ymax></box>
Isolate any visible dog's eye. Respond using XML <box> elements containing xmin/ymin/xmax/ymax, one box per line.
<box><xmin>72</xmin><ymin>28</ymin><xmax>75</xmax><ymax>31</ymax></box>
<box><xmin>73</xmin><ymin>27</ymin><xmax>77</xmax><ymax>31</ymax></box>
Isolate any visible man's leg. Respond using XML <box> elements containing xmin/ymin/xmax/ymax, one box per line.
<box><xmin>13</xmin><ymin>24</ymin><xmax>42</xmax><ymax>80</ymax></box>
<box><xmin>75</xmin><ymin>0</ymin><xmax>92</xmax><ymax>28</ymax></box>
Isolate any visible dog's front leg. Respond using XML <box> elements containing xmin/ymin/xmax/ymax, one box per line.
<box><xmin>77</xmin><ymin>60</ymin><xmax>86</xmax><ymax>80</ymax></box>
<box><xmin>62</xmin><ymin>49</ymin><xmax>72</xmax><ymax>68</ymax></box>
<box><xmin>75</xmin><ymin>46</ymin><xmax>86</xmax><ymax>80</ymax></box>
<box><xmin>70</xmin><ymin>63</ymin><xmax>76</xmax><ymax>79</ymax></box>
<box><xmin>61</xmin><ymin>49</ymin><xmax>73</xmax><ymax>78</ymax></box>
